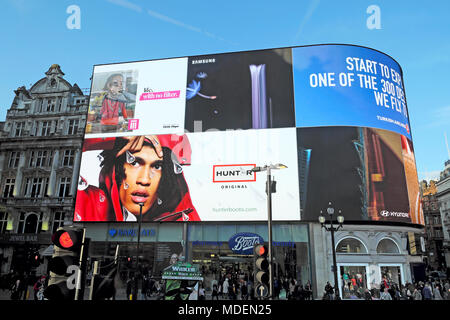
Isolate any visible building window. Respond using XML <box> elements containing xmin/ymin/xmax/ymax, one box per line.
<box><xmin>3</xmin><ymin>178</ymin><xmax>15</xmax><ymax>198</ymax></box>
<box><xmin>37</xmin><ymin>99</ymin><xmax>43</xmax><ymax>113</ymax></box>
<box><xmin>36</xmin><ymin>150</ymin><xmax>48</xmax><ymax>167</ymax></box>
<box><xmin>24</xmin><ymin>177</ymin><xmax>48</xmax><ymax>198</ymax></box>
<box><xmin>29</xmin><ymin>150</ymin><xmax>50</xmax><ymax>168</ymax></box>
<box><xmin>17</xmin><ymin>212</ymin><xmax>26</xmax><ymax>234</ymax></box>
<box><xmin>14</xmin><ymin>122</ymin><xmax>25</xmax><ymax>137</ymax></box>
<box><xmin>0</xmin><ymin>212</ymin><xmax>7</xmax><ymax>233</ymax></box>
<box><xmin>376</xmin><ymin>238</ymin><xmax>400</xmax><ymax>254</ymax></box>
<box><xmin>52</xmin><ymin>211</ymin><xmax>66</xmax><ymax>234</ymax></box>
<box><xmin>58</xmin><ymin>177</ymin><xmax>71</xmax><ymax>198</ymax></box>
<box><xmin>8</xmin><ymin>151</ymin><xmax>21</xmax><ymax>168</ymax></box>
<box><xmin>433</xmin><ymin>216</ymin><xmax>441</xmax><ymax>225</ymax></box>
<box><xmin>336</xmin><ymin>237</ymin><xmax>368</xmax><ymax>253</ymax></box>
<box><xmin>40</xmin><ymin>121</ymin><xmax>52</xmax><ymax>136</ymax></box>
<box><xmin>62</xmin><ymin>149</ymin><xmax>75</xmax><ymax>167</ymax></box>
<box><xmin>46</xmin><ymin>99</ymin><xmax>55</xmax><ymax>112</ymax></box>
<box><xmin>68</xmin><ymin>119</ymin><xmax>79</xmax><ymax>135</ymax></box>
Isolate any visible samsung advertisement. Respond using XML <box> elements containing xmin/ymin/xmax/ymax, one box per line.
<box><xmin>77</xmin><ymin>44</ymin><xmax>423</xmax><ymax>225</ymax></box>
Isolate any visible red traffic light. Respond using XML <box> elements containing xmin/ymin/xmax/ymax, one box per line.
<box><xmin>254</xmin><ymin>244</ymin><xmax>267</xmax><ymax>257</ymax></box>
<box><xmin>59</xmin><ymin>232</ymin><xmax>74</xmax><ymax>248</ymax></box>
<box><xmin>52</xmin><ymin>229</ymin><xmax>83</xmax><ymax>251</ymax></box>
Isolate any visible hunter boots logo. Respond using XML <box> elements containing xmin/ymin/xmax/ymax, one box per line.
<box><xmin>213</xmin><ymin>164</ymin><xmax>256</xmax><ymax>183</ymax></box>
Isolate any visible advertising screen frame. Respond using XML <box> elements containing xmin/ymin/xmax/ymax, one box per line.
<box><xmin>74</xmin><ymin>43</ymin><xmax>422</xmax><ymax>226</ymax></box>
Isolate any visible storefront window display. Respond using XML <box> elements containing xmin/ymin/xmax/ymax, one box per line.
<box><xmin>380</xmin><ymin>265</ymin><xmax>403</xmax><ymax>289</ymax></box>
<box><xmin>187</xmin><ymin>223</ymin><xmax>311</xmax><ymax>299</ymax></box>
<box><xmin>339</xmin><ymin>265</ymin><xmax>368</xmax><ymax>299</ymax></box>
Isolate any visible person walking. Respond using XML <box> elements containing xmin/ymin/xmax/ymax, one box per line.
<box><xmin>380</xmin><ymin>287</ymin><xmax>392</xmax><ymax>300</ymax></box>
<box><xmin>443</xmin><ymin>280</ymin><xmax>450</xmax><ymax>300</ymax></box>
<box><xmin>222</xmin><ymin>278</ymin><xmax>229</xmax><ymax>300</ymax></box>
<box><xmin>212</xmin><ymin>284</ymin><xmax>219</xmax><ymax>300</ymax></box>
<box><xmin>412</xmin><ymin>288</ymin><xmax>422</xmax><ymax>301</ymax></box>
<box><xmin>324</xmin><ymin>281</ymin><xmax>334</xmax><ymax>300</ymax></box>
<box><xmin>433</xmin><ymin>284</ymin><xmax>443</xmax><ymax>300</ymax></box>
<box><xmin>422</xmin><ymin>282</ymin><xmax>433</xmax><ymax>300</ymax></box>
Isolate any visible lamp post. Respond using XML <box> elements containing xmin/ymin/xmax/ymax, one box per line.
<box><xmin>318</xmin><ymin>202</ymin><xmax>344</xmax><ymax>300</ymax></box>
<box><xmin>133</xmin><ymin>202</ymin><xmax>144</xmax><ymax>300</ymax></box>
<box><xmin>252</xmin><ymin>163</ymin><xmax>287</xmax><ymax>299</ymax></box>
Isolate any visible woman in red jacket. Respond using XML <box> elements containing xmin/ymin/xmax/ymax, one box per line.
<box><xmin>75</xmin><ymin>134</ymin><xmax>200</xmax><ymax>222</ymax></box>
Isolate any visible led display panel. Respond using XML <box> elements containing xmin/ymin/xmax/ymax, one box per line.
<box><xmin>76</xmin><ymin>44</ymin><xmax>423</xmax><ymax>225</ymax></box>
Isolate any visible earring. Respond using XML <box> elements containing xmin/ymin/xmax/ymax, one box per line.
<box><xmin>124</xmin><ymin>182</ymin><xmax>129</xmax><ymax>190</ymax></box>
<box><xmin>157</xmin><ymin>197</ymin><xmax>162</xmax><ymax>205</ymax></box>
<box><xmin>174</xmin><ymin>162</ymin><xmax>183</xmax><ymax>174</ymax></box>
<box><xmin>126</xmin><ymin>150</ymin><xmax>135</xmax><ymax>164</ymax></box>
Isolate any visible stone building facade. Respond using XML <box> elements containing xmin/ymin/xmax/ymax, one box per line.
<box><xmin>0</xmin><ymin>64</ymin><xmax>87</xmax><ymax>275</ymax></box>
<box><xmin>420</xmin><ymin>180</ymin><xmax>446</xmax><ymax>271</ymax></box>
<box><xmin>436</xmin><ymin>160</ymin><xmax>450</xmax><ymax>274</ymax></box>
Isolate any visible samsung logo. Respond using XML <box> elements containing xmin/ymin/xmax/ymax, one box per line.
<box><xmin>192</xmin><ymin>58</ymin><xmax>216</xmax><ymax>64</ymax></box>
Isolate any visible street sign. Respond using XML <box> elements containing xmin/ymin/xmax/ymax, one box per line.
<box><xmin>255</xmin><ymin>283</ymin><xmax>269</xmax><ymax>298</ymax></box>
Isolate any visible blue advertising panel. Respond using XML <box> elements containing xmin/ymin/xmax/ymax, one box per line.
<box><xmin>293</xmin><ymin>45</ymin><xmax>412</xmax><ymax>140</ymax></box>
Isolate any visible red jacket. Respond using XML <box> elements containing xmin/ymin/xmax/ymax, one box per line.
<box><xmin>100</xmin><ymin>97</ymin><xmax>128</xmax><ymax>125</ymax></box>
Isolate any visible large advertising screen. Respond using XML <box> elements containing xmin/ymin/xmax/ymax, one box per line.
<box><xmin>77</xmin><ymin>44</ymin><xmax>423</xmax><ymax>225</ymax></box>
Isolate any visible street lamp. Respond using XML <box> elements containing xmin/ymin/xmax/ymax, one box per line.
<box><xmin>318</xmin><ymin>202</ymin><xmax>344</xmax><ymax>300</ymax></box>
<box><xmin>251</xmin><ymin>163</ymin><xmax>288</xmax><ymax>299</ymax></box>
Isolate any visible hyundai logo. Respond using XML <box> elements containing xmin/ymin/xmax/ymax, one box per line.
<box><xmin>380</xmin><ymin>210</ymin><xmax>390</xmax><ymax>217</ymax></box>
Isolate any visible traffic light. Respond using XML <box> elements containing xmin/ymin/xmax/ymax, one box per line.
<box><xmin>44</xmin><ymin>227</ymin><xmax>88</xmax><ymax>300</ymax></box>
<box><xmin>253</xmin><ymin>243</ymin><xmax>269</xmax><ymax>296</ymax></box>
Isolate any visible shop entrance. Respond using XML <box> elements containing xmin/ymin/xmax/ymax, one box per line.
<box><xmin>191</xmin><ymin>243</ymin><xmax>254</xmax><ymax>294</ymax></box>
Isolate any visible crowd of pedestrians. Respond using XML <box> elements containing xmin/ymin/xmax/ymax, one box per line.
<box><xmin>322</xmin><ymin>277</ymin><xmax>450</xmax><ymax>300</ymax></box>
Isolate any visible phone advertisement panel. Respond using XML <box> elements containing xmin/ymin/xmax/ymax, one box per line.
<box><xmin>85</xmin><ymin>58</ymin><xmax>188</xmax><ymax>137</ymax></box>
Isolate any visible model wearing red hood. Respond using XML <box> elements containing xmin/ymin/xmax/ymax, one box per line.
<box><xmin>74</xmin><ymin>134</ymin><xmax>200</xmax><ymax>222</ymax></box>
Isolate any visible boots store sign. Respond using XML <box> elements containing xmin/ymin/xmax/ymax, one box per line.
<box><xmin>228</xmin><ymin>233</ymin><xmax>264</xmax><ymax>255</ymax></box>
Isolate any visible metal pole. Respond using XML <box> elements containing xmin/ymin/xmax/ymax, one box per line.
<box><xmin>134</xmin><ymin>203</ymin><xmax>143</xmax><ymax>300</ymax></box>
<box><xmin>330</xmin><ymin>219</ymin><xmax>340</xmax><ymax>300</ymax></box>
<box><xmin>267</xmin><ymin>167</ymin><xmax>274</xmax><ymax>300</ymax></box>
<box><xmin>74</xmin><ymin>228</ymin><xmax>86</xmax><ymax>301</ymax></box>
<box><xmin>88</xmin><ymin>260</ymin><xmax>99</xmax><ymax>300</ymax></box>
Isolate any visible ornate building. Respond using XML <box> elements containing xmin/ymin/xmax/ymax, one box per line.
<box><xmin>420</xmin><ymin>180</ymin><xmax>446</xmax><ymax>271</ymax></box>
<box><xmin>436</xmin><ymin>160</ymin><xmax>450</xmax><ymax>275</ymax></box>
<box><xmin>0</xmin><ymin>64</ymin><xmax>87</xmax><ymax>275</ymax></box>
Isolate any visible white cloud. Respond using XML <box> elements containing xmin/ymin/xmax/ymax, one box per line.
<box><xmin>106</xmin><ymin>0</ymin><xmax>142</xmax><ymax>13</ymax></box>
<box><xmin>291</xmin><ymin>0</ymin><xmax>321</xmax><ymax>43</ymax></box>
<box><xmin>418</xmin><ymin>170</ymin><xmax>441</xmax><ymax>182</ymax></box>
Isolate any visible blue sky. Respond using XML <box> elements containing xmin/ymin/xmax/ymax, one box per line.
<box><xmin>1</xmin><ymin>0</ymin><xmax>449</xmax><ymax>181</ymax></box>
